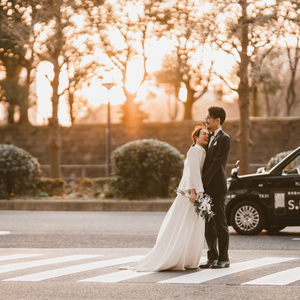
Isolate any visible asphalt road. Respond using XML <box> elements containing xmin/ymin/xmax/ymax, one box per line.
<box><xmin>1</xmin><ymin>211</ymin><xmax>300</xmax><ymax>249</ymax></box>
<box><xmin>1</xmin><ymin>211</ymin><xmax>300</xmax><ymax>300</ymax></box>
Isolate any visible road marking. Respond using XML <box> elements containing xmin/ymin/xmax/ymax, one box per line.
<box><xmin>3</xmin><ymin>256</ymin><xmax>144</xmax><ymax>282</ymax></box>
<box><xmin>158</xmin><ymin>257</ymin><xmax>297</xmax><ymax>284</ymax></box>
<box><xmin>243</xmin><ymin>266</ymin><xmax>300</xmax><ymax>285</ymax></box>
<box><xmin>0</xmin><ymin>254</ymin><xmax>43</xmax><ymax>262</ymax></box>
<box><xmin>1</xmin><ymin>254</ymin><xmax>299</xmax><ymax>286</ymax></box>
<box><xmin>79</xmin><ymin>256</ymin><xmax>207</xmax><ymax>283</ymax></box>
<box><xmin>292</xmin><ymin>238</ymin><xmax>300</xmax><ymax>241</ymax></box>
<box><xmin>0</xmin><ymin>231</ymin><xmax>11</xmax><ymax>235</ymax></box>
<box><xmin>79</xmin><ymin>270</ymin><xmax>154</xmax><ymax>283</ymax></box>
<box><xmin>0</xmin><ymin>255</ymin><xmax>100</xmax><ymax>274</ymax></box>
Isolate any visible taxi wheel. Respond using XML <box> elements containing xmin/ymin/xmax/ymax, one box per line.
<box><xmin>230</xmin><ymin>200</ymin><xmax>266</xmax><ymax>235</ymax></box>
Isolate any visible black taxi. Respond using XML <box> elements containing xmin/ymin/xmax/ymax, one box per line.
<box><xmin>226</xmin><ymin>146</ymin><xmax>300</xmax><ymax>235</ymax></box>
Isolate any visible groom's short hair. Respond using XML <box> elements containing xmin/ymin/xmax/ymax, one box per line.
<box><xmin>207</xmin><ymin>106</ymin><xmax>226</xmax><ymax>125</ymax></box>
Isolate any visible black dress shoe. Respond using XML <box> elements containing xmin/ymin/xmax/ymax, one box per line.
<box><xmin>199</xmin><ymin>259</ymin><xmax>217</xmax><ymax>269</ymax></box>
<box><xmin>211</xmin><ymin>261</ymin><xmax>230</xmax><ymax>269</ymax></box>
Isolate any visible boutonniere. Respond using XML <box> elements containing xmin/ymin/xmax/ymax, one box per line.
<box><xmin>212</xmin><ymin>131</ymin><xmax>221</xmax><ymax>146</ymax></box>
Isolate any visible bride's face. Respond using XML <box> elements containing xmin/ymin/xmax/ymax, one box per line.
<box><xmin>197</xmin><ymin>129</ymin><xmax>209</xmax><ymax>146</ymax></box>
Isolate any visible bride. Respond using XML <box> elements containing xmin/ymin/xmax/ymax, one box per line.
<box><xmin>121</xmin><ymin>126</ymin><xmax>209</xmax><ymax>272</ymax></box>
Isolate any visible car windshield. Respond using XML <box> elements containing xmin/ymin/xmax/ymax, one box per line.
<box><xmin>282</xmin><ymin>154</ymin><xmax>300</xmax><ymax>175</ymax></box>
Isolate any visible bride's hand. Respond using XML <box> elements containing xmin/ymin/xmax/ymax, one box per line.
<box><xmin>189</xmin><ymin>190</ymin><xmax>197</xmax><ymax>204</ymax></box>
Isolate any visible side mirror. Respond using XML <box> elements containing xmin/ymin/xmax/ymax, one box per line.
<box><xmin>256</xmin><ymin>167</ymin><xmax>266</xmax><ymax>174</ymax></box>
<box><xmin>231</xmin><ymin>168</ymin><xmax>238</xmax><ymax>178</ymax></box>
<box><xmin>231</xmin><ymin>160</ymin><xmax>239</xmax><ymax>178</ymax></box>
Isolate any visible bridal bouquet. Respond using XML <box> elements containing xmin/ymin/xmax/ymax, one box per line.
<box><xmin>194</xmin><ymin>193</ymin><xmax>215</xmax><ymax>222</ymax></box>
<box><xmin>176</xmin><ymin>189</ymin><xmax>215</xmax><ymax>222</ymax></box>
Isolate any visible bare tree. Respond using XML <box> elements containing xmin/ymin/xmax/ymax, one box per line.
<box><xmin>63</xmin><ymin>37</ymin><xmax>104</xmax><ymax>124</ymax></box>
<box><xmin>153</xmin><ymin>0</ymin><xmax>214</xmax><ymax>120</ymax></box>
<box><xmin>277</xmin><ymin>1</ymin><xmax>300</xmax><ymax>116</ymax></box>
<box><xmin>33</xmin><ymin>0</ymin><xmax>100</xmax><ymax>177</ymax></box>
<box><xmin>261</xmin><ymin>46</ymin><xmax>300</xmax><ymax>117</ymax></box>
<box><xmin>250</xmin><ymin>48</ymin><xmax>282</xmax><ymax>117</ymax></box>
<box><xmin>0</xmin><ymin>1</ymin><xmax>45</xmax><ymax>124</ymax></box>
<box><xmin>209</xmin><ymin>0</ymin><xmax>279</xmax><ymax>174</ymax></box>
<box><xmin>89</xmin><ymin>0</ymin><xmax>169</xmax><ymax>127</ymax></box>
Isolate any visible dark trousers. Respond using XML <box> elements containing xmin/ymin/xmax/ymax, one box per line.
<box><xmin>205</xmin><ymin>193</ymin><xmax>229</xmax><ymax>261</ymax></box>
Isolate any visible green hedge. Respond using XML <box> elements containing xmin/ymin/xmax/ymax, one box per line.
<box><xmin>266</xmin><ymin>150</ymin><xmax>292</xmax><ymax>171</ymax></box>
<box><xmin>0</xmin><ymin>144</ymin><xmax>42</xmax><ymax>198</ymax></box>
<box><xmin>111</xmin><ymin>139</ymin><xmax>184</xmax><ymax>199</ymax></box>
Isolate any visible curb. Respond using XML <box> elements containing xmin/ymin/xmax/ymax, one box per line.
<box><xmin>0</xmin><ymin>200</ymin><xmax>173</xmax><ymax>212</ymax></box>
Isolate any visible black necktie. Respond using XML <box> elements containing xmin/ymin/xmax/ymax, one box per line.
<box><xmin>208</xmin><ymin>132</ymin><xmax>214</xmax><ymax>139</ymax></box>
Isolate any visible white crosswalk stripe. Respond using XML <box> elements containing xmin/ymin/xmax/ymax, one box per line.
<box><xmin>3</xmin><ymin>256</ymin><xmax>144</xmax><ymax>282</ymax></box>
<box><xmin>0</xmin><ymin>255</ymin><xmax>101</xmax><ymax>274</ymax></box>
<box><xmin>243</xmin><ymin>266</ymin><xmax>300</xmax><ymax>286</ymax></box>
<box><xmin>79</xmin><ymin>256</ymin><xmax>206</xmax><ymax>283</ymax></box>
<box><xmin>0</xmin><ymin>253</ymin><xmax>300</xmax><ymax>286</ymax></box>
<box><xmin>79</xmin><ymin>270</ymin><xmax>154</xmax><ymax>283</ymax></box>
<box><xmin>0</xmin><ymin>254</ymin><xmax>43</xmax><ymax>262</ymax></box>
<box><xmin>158</xmin><ymin>257</ymin><xmax>297</xmax><ymax>284</ymax></box>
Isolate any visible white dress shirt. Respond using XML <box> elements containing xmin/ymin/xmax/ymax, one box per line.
<box><xmin>178</xmin><ymin>144</ymin><xmax>206</xmax><ymax>194</ymax></box>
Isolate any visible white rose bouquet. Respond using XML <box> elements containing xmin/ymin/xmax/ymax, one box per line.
<box><xmin>176</xmin><ymin>188</ymin><xmax>215</xmax><ymax>222</ymax></box>
<box><xmin>194</xmin><ymin>193</ymin><xmax>215</xmax><ymax>222</ymax></box>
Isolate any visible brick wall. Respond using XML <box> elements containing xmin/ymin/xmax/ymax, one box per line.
<box><xmin>1</xmin><ymin>117</ymin><xmax>299</xmax><ymax>173</ymax></box>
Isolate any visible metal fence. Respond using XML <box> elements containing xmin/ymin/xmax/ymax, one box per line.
<box><xmin>41</xmin><ymin>163</ymin><xmax>264</xmax><ymax>182</ymax></box>
<box><xmin>40</xmin><ymin>165</ymin><xmax>106</xmax><ymax>182</ymax></box>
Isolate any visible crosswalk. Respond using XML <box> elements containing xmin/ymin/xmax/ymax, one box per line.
<box><xmin>0</xmin><ymin>252</ymin><xmax>299</xmax><ymax>286</ymax></box>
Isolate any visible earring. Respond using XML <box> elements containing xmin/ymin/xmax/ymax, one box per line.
<box><xmin>196</xmin><ymin>139</ymin><xmax>198</xmax><ymax>142</ymax></box>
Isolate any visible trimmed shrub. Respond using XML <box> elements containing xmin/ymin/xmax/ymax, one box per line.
<box><xmin>93</xmin><ymin>177</ymin><xmax>110</xmax><ymax>188</ymax></box>
<box><xmin>78</xmin><ymin>178</ymin><xmax>95</xmax><ymax>189</ymax></box>
<box><xmin>0</xmin><ymin>144</ymin><xmax>42</xmax><ymax>197</ymax></box>
<box><xmin>266</xmin><ymin>150</ymin><xmax>292</xmax><ymax>171</ymax></box>
<box><xmin>36</xmin><ymin>178</ymin><xmax>66</xmax><ymax>196</ymax></box>
<box><xmin>111</xmin><ymin>139</ymin><xmax>184</xmax><ymax>199</ymax></box>
<box><xmin>36</xmin><ymin>178</ymin><xmax>67</xmax><ymax>197</ymax></box>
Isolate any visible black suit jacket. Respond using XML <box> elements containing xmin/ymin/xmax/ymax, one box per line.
<box><xmin>202</xmin><ymin>130</ymin><xmax>230</xmax><ymax>195</ymax></box>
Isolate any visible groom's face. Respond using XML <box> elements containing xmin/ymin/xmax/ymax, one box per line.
<box><xmin>204</xmin><ymin>113</ymin><xmax>219</xmax><ymax>132</ymax></box>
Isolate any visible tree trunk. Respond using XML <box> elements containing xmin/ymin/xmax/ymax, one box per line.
<box><xmin>122</xmin><ymin>90</ymin><xmax>141</xmax><ymax>128</ymax></box>
<box><xmin>237</xmin><ymin>1</ymin><xmax>251</xmax><ymax>175</ymax></box>
<box><xmin>48</xmin><ymin>0</ymin><xmax>63</xmax><ymax>179</ymax></box>
<box><xmin>48</xmin><ymin>116</ymin><xmax>61</xmax><ymax>178</ymax></box>
<box><xmin>68</xmin><ymin>89</ymin><xmax>75</xmax><ymax>124</ymax></box>
<box><xmin>285</xmin><ymin>72</ymin><xmax>296</xmax><ymax>116</ymax></box>
<box><xmin>18</xmin><ymin>104</ymin><xmax>29</xmax><ymax>124</ymax></box>
<box><xmin>263</xmin><ymin>82</ymin><xmax>271</xmax><ymax>117</ymax></box>
<box><xmin>250</xmin><ymin>85</ymin><xmax>260</xmax><ymax>117</ymax></box>
<box><xmin>49</xmin><ymin>61</ymin><xmax>61</xmax><ymax>178</ymax></box>
<box><xmin>285</xmin><ymin>45</ymin><xmax>299</xmax><ymax>116</ymax></box>
<box><xmin>18</xmin><ymin>66</ymin><xmax>32</xmax><ymax>125</ymax></box>
<box><xmin>183</xmin><ymin>86</ymin><xmax>195</xmax><ymax>120</ymax></box>
<box><xmin>7</xmin><ymin>104</ymin><xmax>15</xmax><ymax>124</ymax></box>
<box><xmin>167</xmin><ymin>95</ymin><xmax>179</xmax><ymax>121</ymax></box>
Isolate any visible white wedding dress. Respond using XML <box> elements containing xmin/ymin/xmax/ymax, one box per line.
<box><xmin>121</xmin><ymin>144</ymin><xmax>206</xmax><ymax>272</ymax></box>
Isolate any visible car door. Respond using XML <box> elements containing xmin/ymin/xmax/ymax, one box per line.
<box><xmin>267</xmin><ymin>153</ymin><xmax>300</xmax><ymax>225</ymax></box>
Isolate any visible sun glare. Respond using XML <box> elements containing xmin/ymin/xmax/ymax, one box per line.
<box><xmin>33</xmin><ymin>12</ymin><xmax>239</xmax><ymax>127</ymax></box>
<box><xmin>125</xmin><ymin>59</ymin><xmax>144</xmax><ymax>94</ymax></box>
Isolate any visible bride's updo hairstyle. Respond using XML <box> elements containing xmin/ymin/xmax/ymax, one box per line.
<box><xmin>191</xmin><ymin>125</ymin><xmax>205</xmax><ymax>147</ymax></box>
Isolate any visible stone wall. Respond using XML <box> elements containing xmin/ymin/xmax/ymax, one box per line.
<box><xmin>1</xmin><ymin>117</ymin><xmax>299</xmax><ymax>176</ymax></box>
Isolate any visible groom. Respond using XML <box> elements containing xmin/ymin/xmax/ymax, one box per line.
<box><xmin>199</xmin><ymin>106</ymin><xmax>231</xmax><ymax>269</ymax></box>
